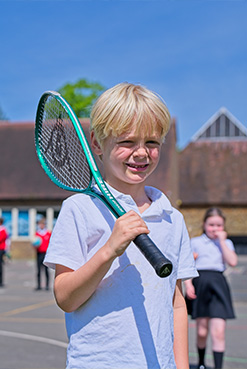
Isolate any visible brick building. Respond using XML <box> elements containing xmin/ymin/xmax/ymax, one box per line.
<box><xmin>179</xmin><ymin>107</ymin><xmax>247</xmax><ymax>253</ymax></box>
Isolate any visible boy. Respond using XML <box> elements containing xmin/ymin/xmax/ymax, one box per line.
<box><xmin>0</xmin><ymin>217</ymin><xmax>8</xmax><ymax>287</ymax></box>
<box><xmin>44</xmin><ymin>83</ymin><xmax>198</xmax><ymax>368</ymax></box>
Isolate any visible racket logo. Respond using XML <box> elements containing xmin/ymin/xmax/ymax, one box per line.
<box><xmin>45</xmin><ymin>117</ymin><xmax>73</xmax><ymax>173</ymax></box>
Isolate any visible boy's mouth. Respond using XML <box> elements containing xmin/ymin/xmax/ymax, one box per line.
<box><xmin>126</xmin><ymin>163</ymin><xmax>149</xmax><ymax>170</ymax></box>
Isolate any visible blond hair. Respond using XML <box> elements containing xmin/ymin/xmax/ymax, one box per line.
<box><xmin>90</xmin><ymin>82</ymin><xmax>170</xmax><ymax>147</ymax></box>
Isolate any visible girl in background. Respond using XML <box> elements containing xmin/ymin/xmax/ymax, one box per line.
<box><xmin>184</xmin><ymin>208</ymin><xmax>238</xmax><ymax>369</ymax></box>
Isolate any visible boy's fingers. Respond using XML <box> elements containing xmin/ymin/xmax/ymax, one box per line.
<box><xmin>118</xmin><ymin>212</ymin><xmax>149</xmax><ymax>233</ymax></box>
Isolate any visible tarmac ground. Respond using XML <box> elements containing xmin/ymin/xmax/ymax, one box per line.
<box><xmin>0</xmin><ymin>256</ymin><xmax>247</xmax><ymax>369</ymax></box>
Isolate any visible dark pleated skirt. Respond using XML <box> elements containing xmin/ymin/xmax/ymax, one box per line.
<box><xmin>188</xmin><ymin>270</ymin><xmax>235</xmax><ymax>320</ymax></box>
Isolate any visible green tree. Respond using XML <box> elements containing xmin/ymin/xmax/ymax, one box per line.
<box><xmin>58</xmin><ymin>78</ymin><xmax>105</xmax><ymax>118</ymax></box>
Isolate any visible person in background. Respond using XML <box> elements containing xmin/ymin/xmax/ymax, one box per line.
<box><xmin>33</xmin><ymin>217</ymin><xmax>51</xmax><ymax>291</ymax></box>
<box><xmin>0</xmin><ymin>217</ymin><xmax>8</xmax><ymax>287</ymax></box>
<box><xmin>184</xmin><ymin>207</ymin><xmax>238</xmax><ymax>369</ymax></box>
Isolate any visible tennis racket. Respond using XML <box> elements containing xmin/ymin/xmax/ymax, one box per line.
<box><xmin>35</xmin><ymin>91</ymin><xmax>173</xmax><ymax>278</ymax></box>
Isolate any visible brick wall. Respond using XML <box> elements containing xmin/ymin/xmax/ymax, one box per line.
<box><xmin>181</xmin><ymin>207</ymin><xmax>247</xmax><ymax>238</ymax></box>
<box><xmin>10</xmin><ymin>241</ymin><xmax>36</xmax><ymax>259</ymax></box>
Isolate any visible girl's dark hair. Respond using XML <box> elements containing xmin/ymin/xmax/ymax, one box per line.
<box><xmin>203</xmin><ymin>207</ymin><xmax>226</xmax><ymax>233</ymax></box>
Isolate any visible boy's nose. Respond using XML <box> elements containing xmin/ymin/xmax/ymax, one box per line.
<box><xmin>133</xmin><ymin>145</ymin><xmax>148</xmax><ymax>157</ymax></box>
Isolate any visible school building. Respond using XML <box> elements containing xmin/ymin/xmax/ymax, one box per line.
<box><xmin>179</xmin><ymin>107</ymin><xmax>247</xmax><ymax>254</ymax></box>
<box><xmin>0</xmin><ymin>108</ymin><xmax>247</xmax><ymax>257</ymax></box>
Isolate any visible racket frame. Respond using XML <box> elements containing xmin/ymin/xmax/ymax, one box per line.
<box><xmin>35</xmin><ymin>91</ymin><xmax>125</xmax><ymax>219</ymax></box>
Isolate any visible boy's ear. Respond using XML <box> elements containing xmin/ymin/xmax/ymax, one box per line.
<box><xmin>90</xmin><ymin>131</ymin><xmax>103</xmax><ymax>155</ymax></box>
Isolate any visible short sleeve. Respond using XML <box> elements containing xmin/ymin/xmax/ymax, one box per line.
<box><xmin>226</xmin><ymin>239</ymin><xmax>235</xmax><ymax>251</ymax></box>
<box><xmin>177</xmin><ymin>218</ymin><xmax>198</xmax><ymax>281</ymax></box>
<box><xmin>44</xmin><ymin>197</ymin><xmax>88</xmax><ymax>270</ymax></box>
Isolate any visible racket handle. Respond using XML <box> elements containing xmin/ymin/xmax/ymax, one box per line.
<box><xmin>133</xmin><ymin>234</ymin><xmax>173</xmax><ymax>278</ymax></box>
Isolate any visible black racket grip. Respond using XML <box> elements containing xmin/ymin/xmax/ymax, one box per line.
<box><xmin>133</xmin><ymin>234</ymin><xmax>173</xmax><ymax>278</ymax></box>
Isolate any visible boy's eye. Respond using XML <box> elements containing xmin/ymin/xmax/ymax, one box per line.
<box><xmin>117</xmin><ymin>140</ymin><xmax>135</xmax><ymax>146</ymax></box>
<box><xmin>116</xmin><ymin>139</ymin><xmax>161</xmax><ymax>147</ymax></box>
<box><xmin>146</xmin><ymin>140</ymin><xmax>161</xmax><ymax>146</ymax></box>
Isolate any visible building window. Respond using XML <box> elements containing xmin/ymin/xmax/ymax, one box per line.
<box><xmin>53</xmin><ymin>210</ymin><xmax>60</xmax><ymax>227</ymax></box>
<box><xmin>1</xmin><ymin>210</ymin><xmax>12</xmax><ymax>236</ymax></box>
<box><xmin>0</xmin><ymin>206</ymin><xmax>61</xmax><ymax>240</ymax></box>
<box><xmin>18</xmin><ymin>210</ymin><xmax>29</xmax><ymax>236</ymax></box>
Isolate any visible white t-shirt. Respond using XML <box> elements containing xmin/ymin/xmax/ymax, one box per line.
<box><xmin>191</xmin><ymin>233</ymin><xmax>235</xmax><ymax>272</ymax></box>
<box><xmin>44</xmin><ymin>186</ymin><xmax>198</xmax><ymax>369</ymax></box>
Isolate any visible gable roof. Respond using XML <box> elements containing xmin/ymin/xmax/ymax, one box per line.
<box><xmin>191</xmin><ymin>107</ymin><xmax>247</xmax><ymax>142</ymax></box>
<box><xmin>179</xmin><ymin>108</ymin><xmax>247</xmax><ymax>206</ymax></box>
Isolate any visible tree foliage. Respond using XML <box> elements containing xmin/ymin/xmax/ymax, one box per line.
<box><xmin>57</xmin><ymin>78</ymin><xmax>105</xmax><ymax>118</ymax></box>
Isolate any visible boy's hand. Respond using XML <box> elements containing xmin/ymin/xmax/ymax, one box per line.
<box><xmin>108</xmin><ymin>210</ymin><xmax>150</xmax><ymax>257</ymax></box>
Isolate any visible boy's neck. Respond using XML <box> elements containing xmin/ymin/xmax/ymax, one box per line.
<box><xmin>135</xmin><ymin>196</ymin><xmax>152</xmax><ymax>214</ymax></box>
<box><xmin>108</xmin><ymin>181</ymin><xmax>152</xmax><ymax>214</ymax></box>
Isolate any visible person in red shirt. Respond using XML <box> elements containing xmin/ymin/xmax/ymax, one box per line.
<box><xmin>0</xmin><ymin>217</ymin><xmax>8</xmax><ymax>287</ymax></box>
<box><xmin>33</xmin><ymin>218</ymin><xmax>51</xmax><ymax>291</ymax></box>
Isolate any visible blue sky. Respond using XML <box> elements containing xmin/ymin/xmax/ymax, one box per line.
<box><xmin>1</xmin><ymin>0</ymin><xmax>247</xmax><ymax>148</ymax></box>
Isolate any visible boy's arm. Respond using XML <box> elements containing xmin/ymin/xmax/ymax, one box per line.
<box><xmin>54</xmin><ymin>244</ymin><xmax>116</xmax><ymax>312</ymax></box>
<box><xmin>173</xmin><ymin>279</ymin><xmax>189</xmax><ymax>369</ymax></box>
<box><xmin>54</xmin><ymin>211</ymin><xmax>149</xmax><ymax>313</ymax></box>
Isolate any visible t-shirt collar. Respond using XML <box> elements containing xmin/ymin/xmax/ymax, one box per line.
<box><xmin>102</xmin><ymin>184</ymin><xmax>173</xmax><ymax>217</ymax></box>
<box><xmin>202</xmin><ymin>233</ymin><xmax>220</xmax><ymax>246</ymax></box>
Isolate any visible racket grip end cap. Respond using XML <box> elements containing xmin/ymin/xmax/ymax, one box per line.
<box><xmin>133</xmin><ymin>233</ymin><xmax>173</xmax><ymax>278</ymax></box>
<box><xmin>156</xmin><ymin>262</ymin><xmax>173</xmax><ymax>278</ymax></box>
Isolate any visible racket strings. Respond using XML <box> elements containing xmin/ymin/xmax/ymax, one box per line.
<box><xmin>37</xmin><ymin>96</ymin><xmax>91</xmax><ymax>190</ymax></box>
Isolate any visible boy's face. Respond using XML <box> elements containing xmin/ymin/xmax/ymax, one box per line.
<box><xmin>38</xmin><ymin>221</ymin><xmax>46</xmax><ymax>229</ymax></box>
<box><xmin>92</xmin><ymin>127</ymin><xmax>162</xmax><ymax>191</ymax></box>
